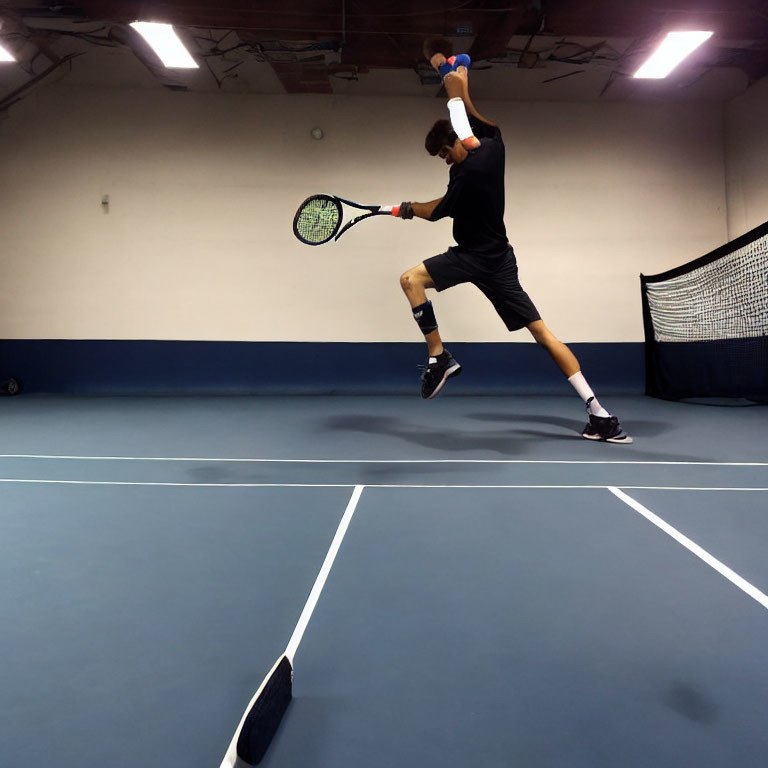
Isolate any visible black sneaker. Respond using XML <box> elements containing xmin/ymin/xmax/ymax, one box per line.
<box><xmin>582</xmin><ymin>411</ymin><xmax>633</xmax><ymax>444</ymax></box>
<box><xmin>421</xmin><ymin>349</ymin><xmax>462</xmax><ymax>399</ymax></box>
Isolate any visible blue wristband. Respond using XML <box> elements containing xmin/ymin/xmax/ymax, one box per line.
<box><xmin>453</xmin><ymin>53</ymin><xmax>471</xmax><ymax>71</ymax></box>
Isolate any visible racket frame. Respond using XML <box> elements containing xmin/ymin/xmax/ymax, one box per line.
<box><xmin>293</xmin><ymin>194</ymin><xmax>389</xmax><ymax>245</ymax></box>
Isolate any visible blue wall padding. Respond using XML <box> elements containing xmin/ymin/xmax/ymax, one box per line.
<box><xmin>0</xmin><ymin>340</ymin><xmax>644</xmax><ymax>395</ymax></box>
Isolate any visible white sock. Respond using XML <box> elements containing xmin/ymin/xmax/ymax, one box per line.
<box><xmin>568</xmin><ymin>371</ymin><xmax>610</xmax><ymax>417</ymax></box>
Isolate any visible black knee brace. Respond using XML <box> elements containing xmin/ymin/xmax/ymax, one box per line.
<box><xmin>412</xmin><ymin>300</ymin><xmax>438</xmax><ymax>334</ymax></box>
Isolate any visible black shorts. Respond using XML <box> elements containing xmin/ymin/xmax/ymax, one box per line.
<box><xmin>423</xmin><ymin>245</ymin><xmax>541</xmax><ymax>332</ymax></box>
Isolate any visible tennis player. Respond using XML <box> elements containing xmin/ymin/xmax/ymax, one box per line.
<box><xmin>395</xmin><ymin>41</ymin><xmax>632</xmax><ymax>444</ymax></box>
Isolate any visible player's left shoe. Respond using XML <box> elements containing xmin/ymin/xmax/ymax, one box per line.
<box><xmin>421</xmin><ymin>349</ymin><xmax>462</xmax><ymax>399</ymax></box>
<box><xmin>581</xmin><ymin>413</ymin><xmax>633</xmax><ymax>444</ymax></box>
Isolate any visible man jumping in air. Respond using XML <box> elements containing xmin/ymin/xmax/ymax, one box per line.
<box><xmin>394</xmin><ymin>40</ymin><xmax>632</xmax><ymax>444</ymax></box>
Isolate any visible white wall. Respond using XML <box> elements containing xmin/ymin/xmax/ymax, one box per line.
<box><xmin>0</xmin><ymin>85</ymin><xmax>727</xmax><ymax>342</ymax></box>
<box><xmin>724</xmin><ymin>75</ymin><xmax>768</xmax><ymax>239</ymax></box>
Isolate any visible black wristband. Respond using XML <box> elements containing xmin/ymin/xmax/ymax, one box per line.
<box><xmin>399</xmin><ymin>201</ymin><xmax>414</xmax><ymax>219</ymax></box>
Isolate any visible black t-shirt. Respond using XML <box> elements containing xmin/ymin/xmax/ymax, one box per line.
<box><xmin>429</xmin><ymin>116</ymin><xmax>508</xmax><ymax>255</ymax></box>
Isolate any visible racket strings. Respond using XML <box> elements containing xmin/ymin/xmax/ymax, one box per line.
<box><xmin>295</xmin><ymin>198</ymin><xmax>340</xmax><ymax>243</ymax></box>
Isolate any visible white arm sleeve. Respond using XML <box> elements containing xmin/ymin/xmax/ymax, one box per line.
<box><xmin>447</xmin><ymin>97</ymin><xmax>474</xmax><ymax>140</ymax></box>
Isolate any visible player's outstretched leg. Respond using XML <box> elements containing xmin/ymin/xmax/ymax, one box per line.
<box><xmin>527</xmin><ymin>320</ymin><xmax>633</xmax><ymax>443</ymax></box>
<box><xmin>401</xmin><ymin>263</ymin><xmax>462</xmax><ymax>399</ymax></box>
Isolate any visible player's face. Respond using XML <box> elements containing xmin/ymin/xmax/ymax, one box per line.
<box><xmin>438</xmin><ymin>145</ymin><xmax>455</xmax><ymax>165</ymax></box>
<box><xmin>438</xmin><ymin>140</ymin><xmax>466</xmax><ymax>166</ymax></box>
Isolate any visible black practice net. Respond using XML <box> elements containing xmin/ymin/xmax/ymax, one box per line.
<box><xmin>641</xmin><ymin>221</ymin><xmax>768</xmax><ymax>401</ymax></box>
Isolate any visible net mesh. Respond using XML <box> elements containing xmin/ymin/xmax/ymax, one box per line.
<box><xmin>641</xmin><ymin>223</ymin><xmax>768</xmax><ymax>400</ymax></box>
<box><xmin>295</xmin><ymin>197</ymin><xmax>340</xmax><ymax>243</ymax></box>
<box><xmin>645</xmin><ymin>231</ymin><xmax>768</xmax><ymax>342</ymax></box>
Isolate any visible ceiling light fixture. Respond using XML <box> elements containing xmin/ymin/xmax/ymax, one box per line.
<box><xmin>129</xmin><ymin>21</ymin><xmax>198</xmax><ymax>69</ymax></box>
<box><xmin>0</xmin><ymin>43</ymin><xmax>15</xmax><ymax>62</ymax></box>
<box><xmin>634</xmin><ymin>31</ymin><xmax>713</xmax><ymax>79</ymax></box>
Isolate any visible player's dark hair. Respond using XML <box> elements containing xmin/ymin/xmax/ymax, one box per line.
<box><xmin>425</xmin><ymin>119</ymin><xmax>457</xmax><ymax>156</ymax></box>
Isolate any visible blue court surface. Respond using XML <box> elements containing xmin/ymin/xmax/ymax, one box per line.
<box><xmin>1</xmin><ymin>394</ymin><xmax>767</xmax><ymax>768</ymax></box>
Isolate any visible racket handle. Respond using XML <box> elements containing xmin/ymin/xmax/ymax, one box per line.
<box><xmin>383</xmin><ymin>203</ymin><xmax>413</xmax><ymax>219</ymax></box>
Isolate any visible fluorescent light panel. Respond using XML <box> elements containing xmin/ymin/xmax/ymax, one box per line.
<box><xmin>634</xmin><ymin>31</ymin><xmax>713</xmax><ymax>79</ymax></box>
<box><xmin>130</xmin><ymin>21</ymin><xmax>198</xmax><ymax>68</ymax></box>
<box><xmin>0</xmin><ymin>43</ymin><xmax>15</xmax><ymax>62</ymax></box>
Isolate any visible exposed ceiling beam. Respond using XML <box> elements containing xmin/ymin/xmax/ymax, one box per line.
<box><xmin>468</xmin><ymin>1</ymin><xmax>528</xmax><ymax>61</ymax></box>
<box><xmin>542</xmin><ymin>0</ymin><xmax>768</xmax><ymax>40</ymax></box>
<box><xmin>4</xmin><ymin>0</ymin><xmax>768</xmax><ymax>98</ymax></box>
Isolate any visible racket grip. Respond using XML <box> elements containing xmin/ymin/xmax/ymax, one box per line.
<box><xmin>385</xmin><ymin>202</ymin><xmax>414</xmax><ymax>219</ymax></box>
<box><xmin>383</xmin><ymin>203</ymin><xmax>413</xmax><ymax>218</ymax></box>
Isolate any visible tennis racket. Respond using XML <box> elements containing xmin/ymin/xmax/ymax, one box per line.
<box><xmin>293</xmin><ymin>194</ymin><xmax>398</xmax><ymax>245</ymax></box>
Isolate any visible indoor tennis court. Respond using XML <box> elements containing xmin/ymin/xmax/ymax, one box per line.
<box><xmin>1</xmin><ymin>394</ymin><xmax>767</xmax><ymax>767</ymax></box>
<box><xmin>1</xmin><ymin>2</ymin><xmax>767</xmax><ymax>768</ymax></box>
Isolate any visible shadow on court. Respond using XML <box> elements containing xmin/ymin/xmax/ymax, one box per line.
<box><xmin>354</xmin><ymin>460</ymin><xmax>501</xmax><ymax>483</ymax></box>
<box><xmin>320</xmin><ymin>411</ymin><xmax>716</xmax><ymax>463</ymax></box>
<box><xmin>320</xmin><ymin>414</ymin><xmax>572</xmax><ymax>455</ymax></box>
<box><xmin>465</xmin><ymin>411</ymin><xmax>671</xmax><ymax>438</ymax></box>
<box><xmin>663</xmin><ymin>681</ymin><xmax>719</xmax><ymax>725</ymax></box>
<box><xmin>180</xmin><ymin>457</ymin><xmax>500</xmax><ymax>485</ymax></box>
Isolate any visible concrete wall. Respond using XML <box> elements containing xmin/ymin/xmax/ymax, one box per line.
<box><xmin>0</xmin><ymin>85</ymin><xmax>728</xmax><ymax>343</ymax></box>
<box><xmin>724</xmin><ymin>75</ymin><xmax>768</xmax><ymax>239</ymax></box>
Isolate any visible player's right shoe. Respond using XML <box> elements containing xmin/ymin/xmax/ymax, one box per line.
<box><xmin>421</xmin><ymin>349</ymin><xmax>462</xmax><ymax>399</ymax></box>
<box><xmin>581</xmin><ymin>412</ymin><xmax>633</xmax><ymax>444</ymax></box>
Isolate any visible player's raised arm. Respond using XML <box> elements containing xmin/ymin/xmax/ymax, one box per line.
<box><xmin>427</xmin><ymin>58</ymin><xmax>490</xmax><ymax>150</ymax></box>
<box><xmin>444</xmin><ymin>65</ymin><xmax>495</xmax><ymax>128</ymax></box>
<box><xmin>424</xmin><ymin>37</ymin><xmax>495</xmax><ymax>126</ymax></box>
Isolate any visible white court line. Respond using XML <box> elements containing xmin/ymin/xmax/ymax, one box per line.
<box><xmin>219</xmin><ymin>485</ymin><xmax>364</xmax><ymax>768</ymax></box>
<box><xmin>608</xmin><ymin>487</ymin><xmax>768</xmax><ymax>611</ymax></box>
<box><xmin>285</xmin><ymin>485</ymin><xmax>364</xmax><ymax>660</ymax></box>
<box><xmin>0</xmin><ymin>454</ymin><xmax>766</xmax><ymax>467</ymax></box>
<box><xmin>1</xmin><ymin>478</ymin><xmax>767</xmax><ymax>491</ymax></box>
